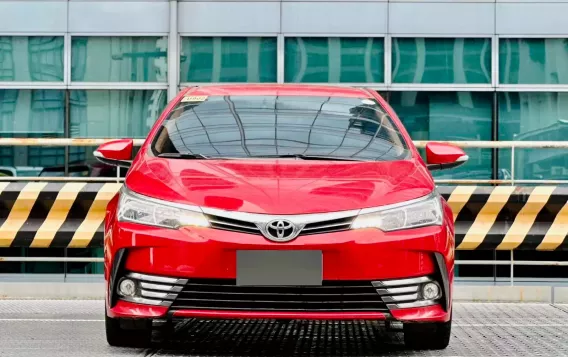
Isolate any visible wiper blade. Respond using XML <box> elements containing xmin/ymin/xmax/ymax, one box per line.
<box><xmin>157</xmin><ymin>153</ymin><xmax>209</xmax><ymax>160</ymax></box>
<box><xmin>250</xmin><ymin>154</ymin><xmax>368</xmax><ymax>162</ymax></box>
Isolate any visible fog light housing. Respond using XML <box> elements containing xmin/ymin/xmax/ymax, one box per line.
<box><xmin>118</xmin><ymin>278</ymin><xmax>137</xmax><ymax>297</ymax></box>
<box><xmin>422</xmin><ymin>282</ymin><xmax>441</xmax><ymax>300</ymax></box>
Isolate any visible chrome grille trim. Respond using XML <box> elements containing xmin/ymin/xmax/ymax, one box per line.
<box><xmin>118</xmin><ymin>272</ymin><xmax>187</xmax><ymax>307</ymax></box>
<box><xmin>209</xmin><ymin>219</ymin><xmax>260</xmax><ymax>231</ymax></box>
<box><xmin>302</xmin><ymin>221</ymin><xmax>352</xmax><ymax>232</ymax></box>
<box><xmin>201</xmin><ymin>206</ymin><xmax>360</xmax><ymax>226</ymax></box>
<box><xmin>127</xmin><ymin>272</ymin><xmax>188</xmax><ymax>285</ymax></box>
<box><xmin>376</xmin><ymin>286</ymin><xmax>419</xmax><ymax>295</ymax></box>
<box><xmin>119</xmin><ymin>296</ymin><xmax>173</xmax><ymax>307</ymax></box>
<box><xmin>387</xmin><ymin>299</ymin><xmax>438</xmax><ymax>310</ymax></box>
<box><xmin>139</xmin><ymin>282</ymin><xmax>183</xmax><ymax>293</ymax></box>
<box><xmin>206</xmin><ymin>214</ymin><xmax>261</xmax><ymax>235</ymax></box>
<box><xmin>381</xmin><ymin>293</ymin><xmax>419</xmax><ymax>303</ymax></box>
<box><xmin>373</xmin><ymin>276</ymin><xmax>442</xmax><ymax>309</ymax></box>
<box><xmin>372</xmin><ymin>276</ymin><xmax>431</xmax><ymax>287</ymax></box>
<box><xmin>140</xmin><ymin>290</ymin><xmax>178</xmax><ymax>300</ymax></box>
<box><xmin>201</xmin><ymin>207</ymin><xmax>359</xmax><ymax>237</ymax></box>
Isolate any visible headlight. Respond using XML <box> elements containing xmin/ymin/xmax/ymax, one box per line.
<box><xmin>117</xmin><ymin>188</ymin><xmax>210</xmax><ymax>229</ymax></box>
<box><xmin>351</xmin><ymin>193</ymin><xmax>443</xmax><ymax>232</ymax></box>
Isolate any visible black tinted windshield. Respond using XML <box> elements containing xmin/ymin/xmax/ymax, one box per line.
<box><xmin>151</xmin><ymin>95</ymin><xmax>411</xmax><ymax>161</ymax></box>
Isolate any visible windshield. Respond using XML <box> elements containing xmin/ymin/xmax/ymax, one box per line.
<box><xmin>151</xmin><ymin>95</ymin><xmax>411</xmax><ymax>161</ymax></box>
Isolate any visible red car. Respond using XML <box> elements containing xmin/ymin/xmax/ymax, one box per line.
<box><xmin>96</xmin><ymin>84</ymin><xmax>467</xmax><ymax>350</ymax></box>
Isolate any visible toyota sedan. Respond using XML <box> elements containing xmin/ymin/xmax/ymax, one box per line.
<box><xmin>96</xmin><ymin>84</ymin><xmax>466</xmax><ymax>350</ymax></box>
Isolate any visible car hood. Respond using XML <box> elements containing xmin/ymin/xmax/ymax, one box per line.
<box><xmin>125</xmin><ymin>157</ymin><xmax>435</xmax><ymax>215</ymax></box>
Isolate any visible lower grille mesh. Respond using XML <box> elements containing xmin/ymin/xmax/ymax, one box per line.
<box><xmin>169</xmin><ymin>279</ymin><xmax>388</xmax><ymax>312</ymax></box>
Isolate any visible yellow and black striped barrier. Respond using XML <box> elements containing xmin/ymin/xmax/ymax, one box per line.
<box><xmin>438</xmin><ymin>186</ymin><xmax>568</xmax><ymax>251</ymax></box>
<box><xmin>0</xmin><ymin>182</ymin><xmax>121</xmax><ymax>249</ymax></box>
<box><xmin>1</xmin><ymin>183</ymin><xmax>567</xmax><ymax>251</ymax></box>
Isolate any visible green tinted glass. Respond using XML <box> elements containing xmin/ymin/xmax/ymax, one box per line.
<box><xmin>71</xmin><ymin>37</ymin><xmax>168</xmax><ymax>82</ymax></box>
<box><xmin>67</xmin><ymin>248</ymin><xmax>104</xmax><ymax>274</ymax></box>
<box><xmin>392</xmin><ymin>38</ymin><xmax>491</xmax><ymax>84</ymax></box>
<box><xmin>0</xmin><ymin>248</ymin><xmax>102</xmax><ymax>274</ymax></box>
<box><xmin>70</xmin><ymin>90</ymin><xmax>167</xmax><ymax>138</ymax></box>
<box><xmin>499</xmin><ymin>38</ymin><xmax>568</xmax><ymax>85</ymax></box>
<box><xmin>180</xmin><ymin>37</ymin><xmax>277</xmax><ymax>83</ymax></box>
<box><xmin>389</xmin><ymin>91</ymin><xmax>493</xmax><ymax>180</ymax></box>
<box><xmin>0</xmin><ymin>89</ymin><xmax>65</xmax><ymax>137</ymax></box>
<box><xmin>0</xmin><ymin>145</ymin><xmax>66</xmax><ymax>177</ymax></box>
<box><xmin>498</xmin><ymin>92</ymin><xmax>568</xmax><ymax>180</ymax></box>
<box><xmin>0</xmin><ymin>36</ymin><xmax>64</xmax><ymax>82</ymax></box>
<box><xmin>285</xmin><ymin>37</ymin><xmax>384</xmax><ymax>83</ymax></box>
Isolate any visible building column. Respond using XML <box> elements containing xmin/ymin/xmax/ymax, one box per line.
<box><xmin>168</xmin><ymin>0</ymin><xmax>179</xmax><ymax>100</ymax></box>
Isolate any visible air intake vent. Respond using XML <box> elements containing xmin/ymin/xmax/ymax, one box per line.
<box><xmin>169</xmin><ymin>279</ymin><xmax>388</xmax><ymax>312</ymax></box>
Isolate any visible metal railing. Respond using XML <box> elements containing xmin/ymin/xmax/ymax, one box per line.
<box><xmin>1</xmin><ymin>138</ymin><xmax>568</xmax><ymax>184</ymax></box>
<box><xmin>2</xmin><ymin>138</ymin><xmax>567</xmax><ymax>148</ymax></box>
<box><xmin>1</xmin><ymin>254</ymin><xmax>566</xmax><ymax>286</ymax></box>
<box><xmin>1</xmin><ymin>138</ymin><xmax>567</xmax><ymax>285</ymax></box>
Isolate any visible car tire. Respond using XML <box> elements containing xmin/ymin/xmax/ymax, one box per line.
<box><xmin>105</xmin><ymin>314</ymin><xmax>152</xmax><ymax>348</ymax></box>
<box><xmin>403</xmin><ymin>316</ymin><xmax>451</xmax><ymax>350</ymax></box>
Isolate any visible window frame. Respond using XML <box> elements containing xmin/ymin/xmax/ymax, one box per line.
<box><xmin>282</xmin><ymin>33</ymin><xmax>388</xmax><ymax>89</ymax></box>
<box><xmin>178</xmin><ymin>33</ymin><xmax>280</xmax><ymax>86</ymax></box>
<box><xmin>389</xmin><ymin>34</ymin><xmax>494</xmax><ymax>91</ymax></box>
<box><xmin>496</xmin><ymin>35</ymin><xmax>568</xmax><ymax>91</ymax></box>
<box><xmin>68</xmin><ymin>33</ymin><xmax>169</xmax><ymax>89</ymax></box>
<box><xmin>0</xmin><ymin>33</ymin><xmax>67</xmax><ymax>88</ymax></box>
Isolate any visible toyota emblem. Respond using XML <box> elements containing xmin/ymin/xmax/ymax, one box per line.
<box><xmin>263</xmin><ymin>219</ymin><xmax>299</xmax><ymax>242</ymax></box>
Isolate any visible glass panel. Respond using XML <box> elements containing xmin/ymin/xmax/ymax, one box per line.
<box><xmin>0</xmin><ymin>89</ymin><xmax>65</xmax><ymax>137</ymax></box>
<box><xmin>389</xmin><ymin>91</ymin><xmax>493</xmax><ymax>180</ymax></box>
<box><xmin>68</xmin><ymin>146</ymin><xmax>132</xmax><ymax>178</ymax></box>
<box><xmin>285</xmin><ymin>37</ymin><xmax>384</xmax><ymax>83</ymax></box>
<box><xmin>0</xmin><ymin>248</ymin><xmax>25</xmax><ymax>273</ymax></box>
<box><xmin>24</xmin><ymin>248</ymin><xmax>65</xmax><ymax>274</ymax></box>
<box><xmin>67</xmin><ymin>248</ymin><xmax>104</xmax><ymax>274</ymax></box>
<box><xmin>180</xmin><ymin>37</ymin><xmax>277</xmax><ymax>83</ymax></box>
<box><xmin>499</xmin><ymin>38</ymin><xmax>568</xmax><ymax>85</ymax></box>
<box><xmin>0</xmin><ymin>248</ymin><xmax>104</xmax><ymax>275</ymax></box>
<box><xmin>0</xmin><ymin>89</ymin><xmax>66</xmax><ymax>176</ymax></box>
<box><xmin>392</xmin><ymin>38</ymin><xmax>491</xmax><ymax>84</ymax></box>
<box><xmin>70</xmin><ymin>90</ymin><xmax>167</xmax><ymax>138</ymax></box>
<box><xmin>498</xmin><ymin>92</ymin><xmax>568</xmax><ymax>180</ymax></box>
<box><xmin>0</xmin><ymin>146</ymin><xmax>67</xmax><ymax>177</ymax></box>
<box><xmin>0</xmin><ymin>36</ymin><xmax>64</xmax><ymax>82</ymax></box>
<box><xmin>71</xmin><ymin>36</ymin><xmax>168</xmax><ymax>82</ymax></box>
<box><xmin>455</xmin><ymin>251</ymin><xmax>495</xmax><ymax>278</ymax></box>
<box><xmin>0</xmin><ymin>248</ymin><xmax>65</xmax><ymax>274</ymax></box>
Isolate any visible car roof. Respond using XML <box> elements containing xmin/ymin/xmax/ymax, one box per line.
<box><xmin>182</xmin><ymin>84</ymin><xmax>373</xmax><ymax>98</ymax></box>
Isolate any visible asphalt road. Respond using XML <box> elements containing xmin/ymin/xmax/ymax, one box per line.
<box><xmin>1</xmin><ymin>300</ymin><xmax>568</xmax><ymax>356</ymax></box>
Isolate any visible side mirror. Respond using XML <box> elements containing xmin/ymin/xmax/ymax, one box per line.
<box><xmin>93</xmin><ymin>139</ymin><xmax>133</xmax><ymax>168</ymax></box>
<box><xmin>425</xmin><ymin>142</ymin><xmax>468</xmax><ymax>171</ymax></box>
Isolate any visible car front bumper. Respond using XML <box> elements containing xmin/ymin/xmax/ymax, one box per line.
<box><xmin>105</xmin><ymin>221</ymin><xmax>454</xmax><ymax>323</ymax></box>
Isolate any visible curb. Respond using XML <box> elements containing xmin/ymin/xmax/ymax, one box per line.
<box><xmin>1</xmin><ymin>283</ymin><xmax>568</xmax><ymax>303</ymax></box>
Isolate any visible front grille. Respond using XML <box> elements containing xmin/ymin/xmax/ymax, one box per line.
<box><xmin>302</xmin><ymin>217</ymin><xmax>355</xmax><ymax>235</ymax></box>
<box><xmin>169</xmin><ymin>279</ymin><xmax>388</xmax><ymax>312</ymax></box>
<box><xmin>206</xmin><ymin>215</ymin><xmax>356</xmax><ymax>237</ymax></box>
<box><xmin>207</xmin><ymin>214</ymin><xmax>261</xmax><ymax>235</ymax></box>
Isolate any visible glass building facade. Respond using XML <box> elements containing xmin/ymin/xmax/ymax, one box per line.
<box><xmin>1</xmin><ymin>0</ymin><xmax>567</xmax><ymax>279</ymax></box>
<box><xmin>2</xmin><ymin>34</ymin><xmax>567</xmax><ymax>182</ymax></box>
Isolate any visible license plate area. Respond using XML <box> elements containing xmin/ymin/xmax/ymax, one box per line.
<box><xmin>236</xmin><ymin>250</ymin><xmax>322</xmax><ymax>286</ymax></box>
